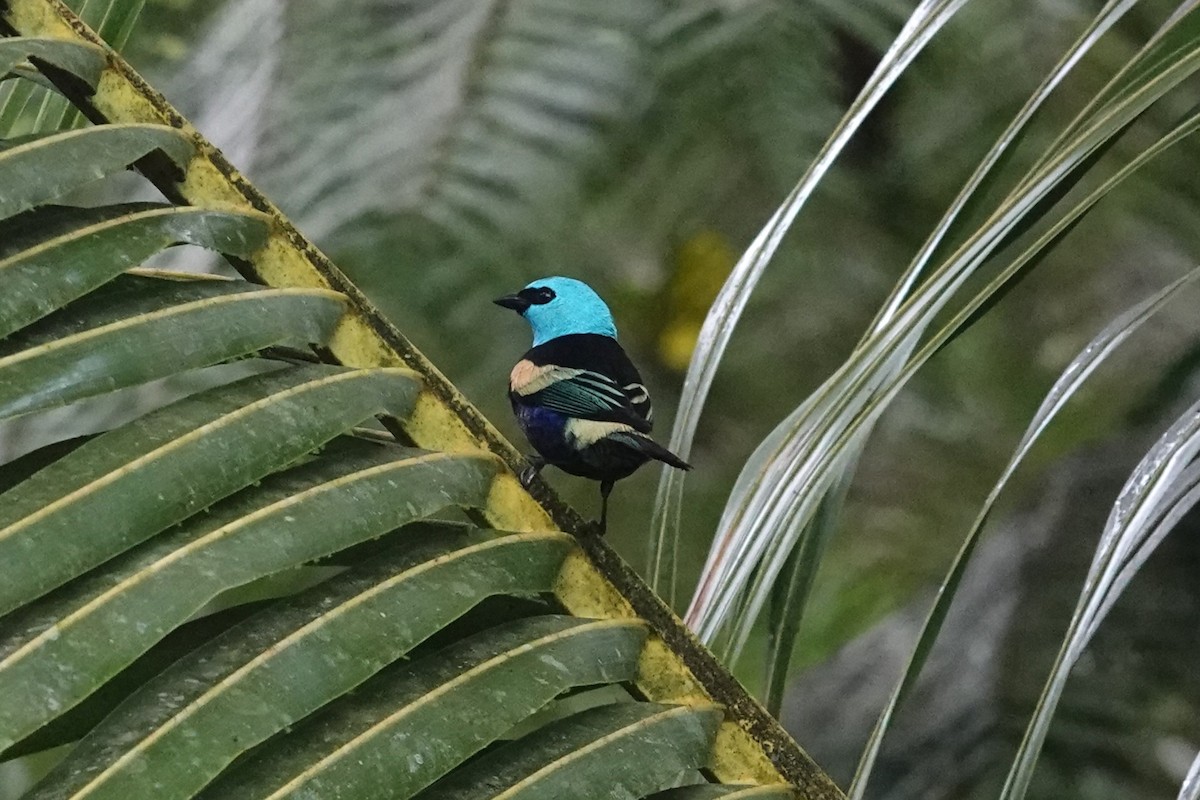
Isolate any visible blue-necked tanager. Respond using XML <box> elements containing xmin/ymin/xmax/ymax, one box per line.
<box><xmin>495</xmin><ymin>276</ymin><xmax>691</xmax><ymax>534</ymax></box>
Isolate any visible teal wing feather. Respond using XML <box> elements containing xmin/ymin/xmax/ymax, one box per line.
<box><xmin>531</xmin><ymin>369</ymin><xmax>652</xmax><ymax>433</ymax></box>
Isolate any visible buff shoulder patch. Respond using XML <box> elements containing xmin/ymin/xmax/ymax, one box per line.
<box><xmin>510</xmin><ymin>360</ymin><xmax>583</xmax><ymax>395</ymax></box>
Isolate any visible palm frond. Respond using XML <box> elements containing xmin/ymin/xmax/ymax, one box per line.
<box><xmin>0</xmin><ymin>7</ymin><xmax>842</xmax><ymax>797</ymax></box>
<box><xmin>684</xmin><ymin>2</ymin><xmax>1200</xmax><ymax>658</ymax></box>
<box><xmin>199</xmin><ymin>615</ymin><xmax>648</xmax><ymax>799</ymax></box>
<box><xmin>848</xmin><ymin>263</ymin><xmax>1200</xmax><ymax>800</ymax></box>
<box><xmin>0</xmin><ymin>35</ymin><xmax>694</xmax><ymax>800</ymax></box>
<box><xmin>702</xmin><ymin>0</ymin><xmax>1139</xmax><ymax>679</ymax></box>
<box><xmin>176</xmin><ymin>0</ymin><xmax>656</xmax><ymax>254</ymax></box>
<box><xmin>647</xmin><ymin>0</ymin><xmax>973</xmax><ymax>603</ymax></box>
<box><xmin>1179</xmin><ymin>749</ymin><xmax>1200</xmax><ymax>800</ymax></box>
<box><xmin>999</xmin><ymin>360</ymin><xmax>1200</xmax><ymax>798</ymax></box>
<box><xmin>0</xmin><ymin>0</ymin><xmax>144</xmax><ymax>135</ymax></box>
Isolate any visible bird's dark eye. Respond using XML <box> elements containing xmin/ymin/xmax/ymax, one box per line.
<box><xmin>516</xmin><ymin>286</ymin><xmax>557</xmax><ymax>306</ymax></box>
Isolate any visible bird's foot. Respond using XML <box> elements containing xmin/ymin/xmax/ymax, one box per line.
<box><xmin>582</xmin><ymin>518</ymin><xmax>607</xmax><ymax>537</ymax></box>
<box><xmin>518</xmin><ymin>456</ymin><xmax>546</xmax><ymax>488</ymax></box>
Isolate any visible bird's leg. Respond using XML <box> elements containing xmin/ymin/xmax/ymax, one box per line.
<box><xmin>519</xmin><ymin>455</ymin><xmax>546</xmax><ymax>487</ymax></box>
<box><xmin>596</xmin><ymin>480</ymin><xmax>614</xmax><ymax>536</ymax></box>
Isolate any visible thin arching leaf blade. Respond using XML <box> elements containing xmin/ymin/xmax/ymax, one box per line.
<box><xmin>1000</xmin><ymin>390</ymin><xmax>1200</xmax><ymax>799</ymax></box>
<box><xmin>686</xmin><ymin>3</ymin><xmax>1200</xmax><ymax>654</ymax></box>
<box><xmin>761</xmin><ymin>477</ymin><xmax>848</xmax><ymax>716</ymax></box>
<box><xmin>724</xmin><ymin>100</ymin><xmax>1200</xmax><ymax>656</ymax></box>
<box><xmin>848</xmin><ymin>266</ymin><xmax>1200</xmax><ymax>799</ymax></box>
<box><xmin>869</xmin><ymin>0</ymin><xmax>1138</xmax><ymax>331</ymax></box>
<box><xmin>1178</xmin><ymin>749</ymin><xmax>1200</xmax><ymax>800</ymax></box>
<box><xmin>648</xmin><ymin>0</ymin><xmax>973</xmax><ymax>602</ymax></box>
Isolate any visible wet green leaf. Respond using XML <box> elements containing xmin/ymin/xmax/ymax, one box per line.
<box><xmin>648</xmin><ymin>785</ymin><xmax>797</xmax><ymax>799</ymax></box>
<box><xmin>0</xmin><ymin>440</ymin><xmax>500</xmax><ymax>750</ymax></box>
<box><xmin>0</xmin><ymin>274</ymin><xmax>348</xmax><ymax>419</ymax></box>
<box><xmin>0</xmin><ymin>437</ymin><xmax>499</xmax><ymax>750</ymax></box>
<box><xmin>0</xmin><ymin>36</ymin><xmax>107</xmax><ymax>138</ymax></box>
<box><xmin>28</xmin><ymin>527</ymin><xmax>574</xmax><ymax>800</ymax></box>
<box><xmin>0</xmin><ymin>124</ymin><xmax>193</xmax><ymax>220</ymax></box>
<box><xmin>0</xmin><ymin>601</ymin><xmax>272</xmax><ymax>762</ymax></box>
<box><xmin>0</xmin><ymin>203</ymin><xmax>169</xmax><ymax>259</ymax></box>
<box><xmin>0</xmin><ymin>365</ymin><xmax>420</xmax><ymax>618</ymax></box>
<box><xmin>418</xmin><ymin>702</ymin><xmax>723</xmax><ymax>800</ymax></box>
<box><xmin>207</xmin><ymin>615</ymin><xmax>647</xmax><ymax>800</ymax></box>
<box><xmin>0</xmin><ymin>205</ymin><xmax>270</xmax><ymax>338</ymax></box>
<box><xmin>0</xmin><ymin>37</ymin><xmax>105</xmax><ymax>86</ymax></box>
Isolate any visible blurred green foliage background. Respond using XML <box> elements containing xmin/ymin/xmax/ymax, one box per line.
<box><xmin>128</xmin><ymin>0</ymin><xmax>1198</xmax><ymax>647</ymax></box>
<box><xmin>6</xmin><ymin>0</ymin><xmax>1199</xmax><ymax>796</ymax></box>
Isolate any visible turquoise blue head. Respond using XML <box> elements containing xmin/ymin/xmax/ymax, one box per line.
<box><xmin>494</xmin><ymin>276</ymin><xmax>617</xmax><ymax>347</ymax></box>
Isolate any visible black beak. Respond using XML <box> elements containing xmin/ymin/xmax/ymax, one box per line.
<box><xmin>493</xmin><ymin>294</ymin><xmax>530</xmax><ymax>313</ymax></box>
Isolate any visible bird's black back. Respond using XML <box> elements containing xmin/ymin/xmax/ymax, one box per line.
<box><xmin>518</xmin><ymin>333</ymin><xmax>653</xmax><ymax>431</ymax></box>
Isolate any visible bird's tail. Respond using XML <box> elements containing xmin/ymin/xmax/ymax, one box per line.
<box><xmin>611</xmin><ymin>431</ymin><xmax>692</xmax><ymax>471</ymax></box>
